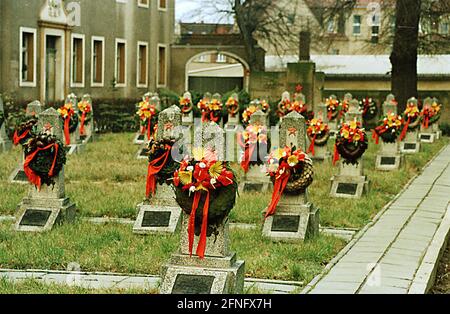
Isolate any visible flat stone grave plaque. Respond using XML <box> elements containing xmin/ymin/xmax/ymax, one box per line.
<box><xmin>243</xmin><ymin>183</ymin><xmax>264</xmax><ymax>192</ymax></box>
<box><xmin>380</xmin><ymin>157</ymin><xmax>396</xmax><ymax>166</ymax></box>
<box><xmin>404</xmin><ymin>143</ymin><xmax>417</xmax><ymax>150</ymax></box>
<box><xmin>420</xmin><ymin>134</ymin><xmax>431</xmax><ymax>141</ymax></box>
<box><xmin>137</xmin><ymin>134</ymin><xmax>145</xmax><ymax>141</ymax></box>
<box><xmin>336</xmin><ymin>183</ymin><xmax>358</xmax><ymax>196</ymax></box>
<box><xmin>19</xmin><ymin>209</ymin><xmax>52</xmax><ymax>227</ymax></box>
<box><xmin>271</xmin><ymin>215</ymin><xmax>301</xmax><ymax>233</ymax></box>
<box><xmin>172</xmin><ymin>274</ymin><xmax>215</xmax><ymax>294</ymax></box>
<box><xmin>141</xmin><ymin>211</ymin><xmax>172</xmax><ymax>228</ymax></box>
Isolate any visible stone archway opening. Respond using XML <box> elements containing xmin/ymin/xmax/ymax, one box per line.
<box><xmin>185</xmin><ymin>51</ymin><xmax>250</xmax><ymax>95</ymax></box>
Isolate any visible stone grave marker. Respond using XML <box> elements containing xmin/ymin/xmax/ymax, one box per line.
<box><xmin>226</xmin><ymin>93</ymin><xmax>240</xmax><ymax>127</ymax></box>
<box><xmin>432</xmin><ymin>97</ymin><xmax>442</xmax><ymax>140</ymax></box>
<box><xmin>419</xmin><ymin>97</ymin><xmax>436</xmax><ymax>143</ymax></box>
<box><xmin>239</xmin><ymin>110</ymin><xmax>271</xmax><ymax>193</ymax></box>
<box><xmin>0</xmin><ymin>95</ymin><xmax>12</xmax><ymax>153</ymax></box>
<box><xmin>79</xmin><ymin>94</ymin><xmax>95</xmax><ymax>143</ymax></box>
<box><xmin>224</xmin><ymin>93</ymin><xmax>242</xmax><ymax>164</ymax></box>
<box><xmin>64</xmin><ymin>94</ymin><xmax>85</xmax><ymax>155</ymax></box>
<box><xmin>330</xmin><ymin>103</ymin><xmax>369</xmax><ymax>199</ymax></box>
<box><xmin>160</xmin><ymin>121</ymin><xmax>245</xmax><ymax>294</ymax></box>
<box><xmin>9</xmin><ymin>101</ymin><xmax>43</xmax><ymax>184</ymax></box>
<box><xmin>262</xmin><ymin>111</ymin><xmax>319</xmax><ymax>242</ymax></box>
<box><xmin>15</xmin><ymin>108</ymin><xmax>77</xmax><ymax>232</ymax></box>
<box><xmin>326</xmin><ymin>94</ymin><xmax>339</xmax><ymax>137</ymax></box>
<box><xmin>400</xmin><ymin>97</ymin><xmax>421</xmax><ymax>154</ymax></box>
<box><xmin>136</xmin><ymin>94</ymin><xmax>160</xmax><ymax>160</ymax></box>
<box><xmin>308</xmin><ymin>109</ymin><xmax>332</xmax><ymax>162</ymax></box>
<box><xmin>133</xmin><ymin>105</ymin><xmax>183</xmax><ymax>234</ymax></box>
<box><xmin>181</xmin><ymin>91</ymin><xmax>194</xmax><ymax>127</ymax></box>
<box><xmin>376</xmin><ymin>95</ymin><xmax>403</xmax><ymax>171</ymax></box>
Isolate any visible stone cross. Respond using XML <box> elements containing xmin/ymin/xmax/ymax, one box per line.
<box><xmin>279</xmin><ymin>111</ymin><xmax>307</xmax><ymax>152</ymax></box>
<box><xmin>194</xmin><ymin>122</ymin><xmax>225</xmax><ymax>161</ymax></box>
<box><xmin>26</xmin><ymin>101</ymin><xmax>43</xmax><ymax>117</ymax></box>
<box><xmin>383</xmin><ymin>94</ymin><xmax>398</xmax><ymax>115</ymax></box>
<box><xmin>156</xmin><ymin>105</ymin><xmax>182</xmax><ymax>142</ymax></box>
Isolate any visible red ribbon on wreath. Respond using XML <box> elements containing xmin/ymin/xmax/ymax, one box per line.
<box><xmin>23</xmin><ymin>143</ymin><xmax>59</xmax><ymax>191</ymax></box>
<box><xmin>145</xmin><ymin>146</ymin><xmax>171</xmax><ymax>198</ymax></box>
<box><xmin>188</xmin><ymin>190</ymin><xmax>210</xmax><ymax>259</ymax></box>
<box><xmin>327</xmin><ymin>110</ymin><xmax>333</xmax><ymax>122</ymax></box>
<box><xmin>399</xmin><ymin>117</ymin><xmax>411</xmax><ymax>142</ymax></box>
<box><xmin>307</xmin><ymin>134</ymin><xmax>317</xmax><ymax>156</ymax></box>
<box><xmin>13</xmin><ymin>129</ymin><xmax>30</xmax><ymax>146</ymax></box>
<box><xmin>64</xmin><ymin>116</ymin><xmax>71</xmax><ymax>146</ymax></box>
<box><xmin>201</xmin><ymin>111</ymin><xmax>209</xmax><ymax>123</ymax></box>
<box><xmin>265</xmin><ymin>167</ymin><xmax>290</xmax><ymax>218</ymax></box>
<box><xmin>210</xmin><ymin>111</ymin><xmax>220</xmax><ymax>123</ymax></box>
<box><xmin>332</xmin><ymin>144</ymin><xmax>340</xmax><ymax>166</ymax></box>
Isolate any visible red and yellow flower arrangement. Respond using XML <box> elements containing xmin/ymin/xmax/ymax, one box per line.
<box><xmin>77</xmin><ymin>100</ymin><xmax>92</xmax><ymax>136</ymax></box>
<box><xmin>238</xmin><ymin>125</ymin><xmax>269</xmax><ymax>173</ymax></box>
<box><xmin>179</xmin><ymin>96</ymin><xmax>193</xmax><ymax>115</ymax></box>
<box><xmin>198</xmin><ymin>98</ymin><xmax>223</xmax><ymax>123</ymax></box>
<box><xmin>399</xmin><ymin>100</ymin><xmax>421</xmax><ymax>141</ymax></box>
<box><xmin>265</xmin><ymin>147</ymin><xmax>313</xmax><ymax>218</ymax></box>
<box><xmin>421</xmin><ymin>103</ymin><xmax>440</xmax><ymax>130</ymax></box>
<box><xmin>225</xmin><ymin>97</ymin><xmax>239</xmax><ymax>118</ymax></box>
<box><xmin>137</xmin><ymin>99</ymin><xmax>158</xmax><ymax>141</ymax></box>
<box><xmin>277</xmin><ymin>98</ymin><xmax>291</xmax><ymax>117</ymax></box>
<box><xmin>373</xmin><ymin>113</ymin><xmax>403</xmax><ymax>144</ymax></box>
<box><xmin>58</xmin><ymin>101</ymin><xmax>78</xmax><ymax>146</ymax></box>
<box><xmin>333</xmin><ymin>119</ymin><xmax>368</xmax><ymax>166</ymax></box>
<box><xmin>173</xmin><ymin>149</ymin><xmax>237</xmax><ymax>259</ymax></box>
<box><xmin>307</xmin><ymin>118</ymin><xmax>330</xmax><ymax>156</ymax></box>
<box><xmin>326</xmin><ymin>97</ymin><xmax>340</xmax><ymax>121</ymax></box>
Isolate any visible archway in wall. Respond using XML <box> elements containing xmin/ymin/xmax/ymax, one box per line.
<box><xmin>185</xmin><ymin>51</ymin><xmax>250</xmax><ymax>95</ymax></box>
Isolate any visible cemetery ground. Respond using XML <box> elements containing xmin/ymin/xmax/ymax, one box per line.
<box><xmin>0</xmin><ymin>132</ymin><xmax>448</xmax><ymax>293</ymax></box>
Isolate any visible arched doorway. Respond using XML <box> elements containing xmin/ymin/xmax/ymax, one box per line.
<box><xmin>185</xmin><ymin>51</ymin><xmax>250</xmax><ymax>94</ymax></box>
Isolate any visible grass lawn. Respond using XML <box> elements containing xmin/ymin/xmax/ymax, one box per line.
<box><xmin>0</xmin><ymin>132</ymin><xmax>447</xmax><ymax>292</ymax></box>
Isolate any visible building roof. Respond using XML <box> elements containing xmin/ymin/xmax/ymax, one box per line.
<box><xmin>266</xmin><ymin>55</ymin><xmax>450</xmax><ymax>76</ymax></box>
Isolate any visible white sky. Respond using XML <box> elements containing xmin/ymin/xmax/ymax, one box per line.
<box><xmin>176</xmin><ymin>0</ymin><xmax>233</xmax><ymax>23</ymax></box>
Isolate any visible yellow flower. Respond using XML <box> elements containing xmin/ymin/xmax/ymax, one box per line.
<box><xmin>353</xmin><ymin>133</ymin><xmax>361</xmax><ymax>142</ymax></box>
<box><xmin>208</xmin><ymin>162</ymin><xmax>223</xmax><ymax>179</ymax></box>
<box><xmin>349</xmin><ymin>119</ymin><xmax>358</xmax><ymax>130</ymax></box>
<box><xmin>342</xmin><ymin>129</ymin><xmax>350</xmax><ymax>139</ymax></box>
<box><xmin>193</xmin><ymin>148</ymin><xmax>206</xmax><ymax>161</ymax></box>
<box><xmin>178</xmin><ymin>171</ymin><xmax>193</xmax><ymax>185</ymax></box>
<box><xmin>287</xmin><ymin>155</ymin><xmax>299</xmax><ymax>167</ymax></box>
<box><xmin>272</xmin><ymin>148</ymin><xmax>285</xmax><ymax>160</ymax></box>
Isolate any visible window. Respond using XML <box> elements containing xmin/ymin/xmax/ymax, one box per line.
<box><xmin>159</xmin><ymin>0</ymin><xmax>167</xmax><ymax>10</ymax></box>
<box><xmin>157</xmin><ymin>44</ymin><xmax>167</xmax><ymax>87</ymax></box>
<box><xmin>353</xmin><ymin>15</ymin><xmax>361</xmax><ymax>35</ymax></box>
<box><xmin>216</xmin><ymin>53</ymin><xmax>226</xmax><ymax>63</ymax></box>
<box><xmin>71</xmin><ymin>34</ymin><xmax>85</xmax><ymax>87</ymax></box>
<box><xmin>19</xmin><ymin>27</ymin><xmax>37</xmax><ymax>87</ymax></box>
<box><xmin>137</xmin><ymin>42</ymin><xmax>148</xmax><ymax>87</ymax></box>
<box><xmin>197</xmin><ymin>55</ymin><xmax>207</xmax><ymax>63</ymax></box>
<box><xmin>440</xmin><ymin>22</ymin><xmax>449</xmax><ymax>35</ymax></box>
<box><xmin>371</xmin><ymin>15</ymin><xmax>381</xmax><ymax>43</ymax></box>
<box><xmin>138</xmin><ymin>0</ymin><xmax>149</xmax><ymax>8</ymax></box>
<box><xmin>91</xmin><ymin>36</ymin><xmax>105</xmax><ymax>87</ymax></box>
<box><xmin>115</xmin><ymin>39</ymin><xmax>127</xmax><ymax>87</ymax></box>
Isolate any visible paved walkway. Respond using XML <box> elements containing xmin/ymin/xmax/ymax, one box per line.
<box><xmin>304</xmin><ymin>145</ymin><xmax>450</xmax><ymax>294</ymax></box>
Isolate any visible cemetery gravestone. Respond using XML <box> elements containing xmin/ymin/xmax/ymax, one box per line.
<box><xmin>432</xmin><ymin>97</ymin><xmax>442</xmax><ymax>140</ymax></box>
<box><xmin>327</xmin><ymin>95</ymin><xmax>339</xmax><ymax>137</ymax></box>
<box><xmin>376</xmin><ymin>95</ymin><xmax>403</xmax><ymax>171</ymax></box>
<box><xmin>79</xmin><ymin>94</ymin><xmax>95</xmax><ymax>143</ymax></box>
<box><xmin>262</xmin><ymin>111</ymin><xmax>319</xmax><ymax>242</ymax></box>
<box><xmin>133</xmin><ymin>106</ymin><xmax>183</xmax><ymax>234</ymax></box>
<box><xmin>9</xmin><ymin>101</ymin><xmax>43</xmax><ymax>184</ymax></box>
<box><xmin>419</xmin><ymin>97</ymin><xmax>436</xmax><ymax>144</ymax></box>
<box><xmin>239</xmin><ymin>110</ymin><xmax>271</xmax><ymax>193</ymax></box>
<box><xmin>15</xmin><ymin>108</ymin><xmax>76</xmax><ymax>232</ymax></box>
<box><xmin>0</xmin><ymin>95</ymin><xmax>12</xmax><ymax>153</ymax></box>
<box><xmin>400</xmin><ymin>97</ymin><xmax>421</xmax><ymax>154</ymax></box>
<box><xmin>65</xmin><ymin>94</ymin><xmax>84</xmax><ymax>155</ymax></box>
<box><xmin>330</xmin><ymin>101</ymin><xmax>369</xmax><ymax>199</ymax></box>
<box><xmin>225</xmin><ymin>93</ymin><xmax>241</xmax><ymax>163</ymax></box>
<box><xmin>309</xmin><ymin>106</ymin><xmax>332</xmax><ymax>162</ymax></box>
<box><xmin>181</xmin><ymin>91</ymin><xmax>194</xmax><ymax>127</ymax></box>
<box><xmin>160</xmin><ymin>122</ymin><xmax>245</xmax><ymax>294</ymax></box>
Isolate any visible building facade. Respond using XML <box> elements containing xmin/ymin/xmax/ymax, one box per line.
<box><xmin>0</xmin><ymin>0</ymin><xmax>175</xmax><ymax>104</ymax></box>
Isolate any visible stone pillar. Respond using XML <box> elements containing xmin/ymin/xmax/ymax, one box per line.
<box><xmin>376</xmin><ymin>94</ymin><xmax>402</xmax><ymax>171</ymax></box>
<box><xmin>400</xmin><ymin>97</ymin><xmax>421</xmax><ymax>154</ymax></box>
<box><xmin>262</xmin><ymin>112</ymin><xmax>319</xmax><ymax>242</ymax></box>
<box><xmin>330</xmin><ymin>99</ymin><xmax>369</xmax><ymax>198</ymax></box>
<box><xmin>160</xmin><ymin>122</ymin><xmax>245</xmax><ymax>295</ymax></box>
<box><xmin>9</xmin><ymin>101</ymin><xmax>44</xmax><ymax>184</ymax></box>
<box><xmin>287</xmin><ymin>62</ymin><xmax>315</xmax><ymax>111</ymax></box>
<box><xmin>15</xmin><ymin>108</ymin><xmax>76</xmax><ymax>232</ymax></box>
<box><xmin>239</xmin><ymin>110</ymin><xmax>271</xmax><ymax>193</ymax></box>
<box><xmin>309</xmin><ymin>108</ymin><xmax>331</xmax><ymax>162</ymax></box>
<box><xmin>0</xmin><ymin>95</ymin><xmax>12</xmax><ymax>153</ymax></box>
<box><xmin>419</xmin><ymin>97</ymin><xmax>436</xmax><ymax>143</ymax></box>
<box><xmin>134</xmin><ymin>106</ymin><xmax>183</xmax><ymax>234</ymax></box>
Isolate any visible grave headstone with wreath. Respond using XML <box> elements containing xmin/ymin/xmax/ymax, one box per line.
<box><xmin>306</xmin><ymin>114</ymin><xmax>331</xmax><ymax>162</ymax></box>
<box><xmin>262</xmin><ymin>111</ymin><xmax>319</xmax><ymax>242</ymax></box>
<box><xmin>15</xmin><ymin>108</ymin><xmax>76</xmax><ymax>232</ymax></box>
<box><xmin>277</xmin><ymin>91</ymin><xmax>291</xmax><ymax>124</ymax></box>
<box><xmin>330</xmin><ymin>100</ymin><xmax>369</xmax><ymax>199</ymax></box>
<box><xmin>224</xmin><ymin>93</ymin><xmax>241</xmax><ymax>163</ymax></box>
<box><xmin>374</xmin><ymin>95</ymin><xmax>403</xmax><ymax>171</ymax></box>
<box><xmin>431</xmin><ymin>97</ymin><xmax>442</xmax><ymax>140</ymax></box>
<box><xmin>136</xmin><ymin>94</ymin><xmax>160</xmax><ymax>160</ymax></box>
<box><xmin>58</xmin><ymin>94</ymin><xmax>84</xmax><ymax>155</ymax></box>
<box><xmin>160</xmin><ymin>122</ymin><xmax>245</xmax><ymax>294</ymax></box>
<box><xmin>78</xmin><ymin>94</ymin><xmax>94</xmax><ymax>143</ymax></box>
<box><xmin>399</xmin><ymin>97</ymin><xmax>421</xmax><ymax>154</ymax></box>
<box><xmin>360</xmin><ymin>97</ymin><xmax>379</xmax><ymax>129</ymax></box>
<box><xmin>325</xmin><ymin>95</ymin><xmax>340</xmax><ymax>137</ymax></box>
<box><xmin>239</xmin><ymin>110</ymin><xmax>271</xmax><ymax>193</ymax></box>
<box><xmin>419</xmin><ymin>97</ymin><xmax>439</xmax><ymax>143</ymax></box>
<box><xmin>0</xmin><ymin>95</ymin><xmax>12</xmax><ymax>153</ymax></box>
<box><xmin>9</xmin><ymin>101</ymin><xmax>43</xmax><ymax>184</ymax></box>
<box><xmin>133</xmin><ymin>105</ymin><xmax>183</xmax><ymax>234</ymax></box>
<box><xmin>179</xmin><ymin>91</ymin><xmax>194</xmax><ymax>127</ymax></box>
